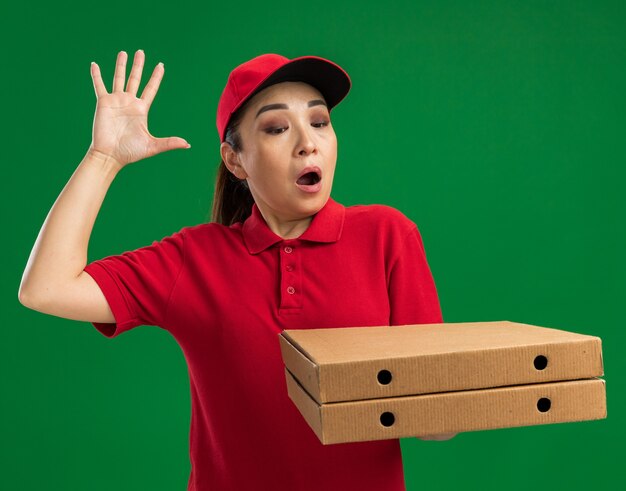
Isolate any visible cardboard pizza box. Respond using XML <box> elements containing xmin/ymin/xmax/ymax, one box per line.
<box><xmin>278</xmin><ymin>320</ymin><xmax>604</xmax><ymax>403</ymax></box>
<box><xmin>278</xmin><ymin>320</ymin><xmax>607</xmax><ymax>444</ymax></box>
<box><xmin>284</xmin><ymin>369</ymin><xmax>606</xmax><ymax>444</ymax></box>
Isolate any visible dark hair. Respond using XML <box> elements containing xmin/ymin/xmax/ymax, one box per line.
<box><xmin>210</xmin><ymin>102</ymin><xmax>255</xmax><ymax>226</ymax></box>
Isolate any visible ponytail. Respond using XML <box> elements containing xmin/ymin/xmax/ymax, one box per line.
<box><xmin>211</xmin><ymin>160</ymin><xmax>254</xmax><ymax>226</ymax></box>
<box><xmin>210</xmin><ymin>103</ymin><xmax>255</xmax><ymax>226</ymax></box>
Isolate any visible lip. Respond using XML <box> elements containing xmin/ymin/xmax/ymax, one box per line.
<box><xmin>295</xmin><ymin>165</ymin><xmax>323</xmax><ymax>194</ymax></box>
<box><xmin>296</xmin><ymin>165</ymin><xmax>322</xmax><ymax>182</ymax></box>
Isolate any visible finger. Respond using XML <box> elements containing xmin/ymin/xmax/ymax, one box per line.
<box><xmin>140</xmin><ymin>62</ymin><xmax>164</xmax><ymax>107</ymax></box>
<box><xmin>152</xmin><ymin>136</ymin><xmax>191</xmax><ymax>155</ymax></box>
<box><xmin>126</xmin><ymin>49</ymin><xmax>145</xmax><ymax>97</ymax></box>
<box><xmin>90</xmin><ymin>62</ymin><xmax>108</xmax><ymax>99</ymax></box>
<box><xmin>421</xmin><ymin>433</ymin><xmax>456</xmax><ymax>441</ymax></box>
<box><xmin>112</xmin><ymin>51</ymin><xmax>128</xmax><ymax>93</ymax></box>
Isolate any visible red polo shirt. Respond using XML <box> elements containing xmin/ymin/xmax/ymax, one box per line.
<box><xmin>83</xmin><ymin>196</ymin><xmax>443</xmax><ymax>491</ymax></box>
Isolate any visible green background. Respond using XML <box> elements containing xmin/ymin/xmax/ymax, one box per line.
<box><xmin>3</xmin><ymin>0</ymin><xmax>624</xmax><ymax>489</ymax></box>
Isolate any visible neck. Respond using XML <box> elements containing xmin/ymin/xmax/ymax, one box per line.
<box><xmin>263</xmin><ymin>213</ymin><xmax>313</xmax><ymax>239</ymax></box>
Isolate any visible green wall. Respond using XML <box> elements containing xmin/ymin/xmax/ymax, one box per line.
<box><xmin>4</xmin><ymin>1</ymin><xmax>624</xmax><ymax>489</ymax></box>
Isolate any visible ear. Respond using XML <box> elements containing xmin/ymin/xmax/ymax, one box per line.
<box><xmin>220</xmin><ymin>142</ymin><xmax>249</xmax><ymax>180</ymax></box>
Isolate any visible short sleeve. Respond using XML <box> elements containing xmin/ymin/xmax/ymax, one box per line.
<box><xmin>388</xmin><ymin>225</ymin><xmax>444</xmax><ymax>326</ymax></box>
<box><xmin>82</xmin><ymin>229</ymin><xmax>186</xmax><ymax>338</ymax></box>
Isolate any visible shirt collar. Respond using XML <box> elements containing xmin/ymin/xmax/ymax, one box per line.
<box><xmin>242</xmin><ymin>196</ymin><xmax>345</xmax><ymax>254</ymax></box>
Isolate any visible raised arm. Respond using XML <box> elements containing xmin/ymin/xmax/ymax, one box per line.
<box><xmin>18</xmin><ymin>50</ymin><xmax>189</xmax><ymax>323</ymax></box>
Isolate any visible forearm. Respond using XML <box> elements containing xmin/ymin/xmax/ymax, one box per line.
<box><xmin>19</xmin><ymin>149</ymin><xmax>122</xmax><ymax>302</ymax></box>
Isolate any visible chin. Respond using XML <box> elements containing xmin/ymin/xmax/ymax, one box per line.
<box><xmin>288</xmin><ymin>178</ymin><xmax>332</xmax><ymax>211</ymax></box>
<box><xmin>309</xmin><ymin>190</ymin><xmax>330</xmax><ymax>208</ymax></box>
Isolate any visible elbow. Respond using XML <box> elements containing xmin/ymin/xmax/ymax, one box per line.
<box><xmin>18</xmin><ymin>274</ymin><xmax>49</xmax><ymax>309</ymax></box>
<box><xmin>18</xmin><ymin>274</ymin><xmax>34</xmax><ymax>307</ymax></box>
<box><xmin>18</xmin><ymin>287</ymin><xmax>35</xmax><ymax>309</ymax></box>
<box><xmin>18</xmin><ymin>285</ymin><xmax>42</xmax><ymax>310</ymax></box>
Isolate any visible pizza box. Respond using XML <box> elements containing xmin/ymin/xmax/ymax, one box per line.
<box><xmin>278</xmin><ymin>320</ymin><xmax>604</xmax><ymax>403</ymax></box>
<box><xmin>278</xmin><ymin>320</ymin><xmax>607</xmax><ymax>444</ymax></box>
<box><xmin>284</xmin><ymin>369</ymin><xmax>606</xmax><ymax>444</ymax></box>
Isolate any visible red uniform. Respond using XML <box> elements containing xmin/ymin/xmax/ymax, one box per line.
<box><xmin>84</xmin><ymin>196</ymin><xmax>444</xmax><ymax>491</ymax></box>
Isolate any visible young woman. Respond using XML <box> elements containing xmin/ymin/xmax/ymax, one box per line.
<box><xmin>19</xmin><ymin>50</ymin><xmax>455</xmax><ymax>491</ymax></box>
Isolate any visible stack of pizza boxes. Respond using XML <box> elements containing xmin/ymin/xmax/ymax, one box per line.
<box><xmin>278</xmin><ymin>321</ymin><xmax>606</xmax><ymax>445</ymax></box>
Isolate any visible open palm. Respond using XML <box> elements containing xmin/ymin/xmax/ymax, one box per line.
<box><xmin>89</xmin><ymin>50</ymin><xmax>189</xmax><ymax>167</ymax></box>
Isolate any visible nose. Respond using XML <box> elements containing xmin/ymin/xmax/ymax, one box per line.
<box><xmin>294</xmin><ymin>121</ymin><xmax>317</xmax><ymax>157</ymax></box>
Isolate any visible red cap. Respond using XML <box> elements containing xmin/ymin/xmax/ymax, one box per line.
<box><xmin>216</xmin><ymin>53</ymin><xmax>352</xmax><ymax>143</ymax></box>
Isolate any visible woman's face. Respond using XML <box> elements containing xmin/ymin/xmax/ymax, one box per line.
<box><xmin>221</xmin><ymin>81</ymin><xmax>338</xmax><ymax>225</ymax></box>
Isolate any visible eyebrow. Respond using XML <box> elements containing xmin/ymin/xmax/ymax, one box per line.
<box><xmin>255</xmin><ymin>99</ymin><xmax>328</xmax><ymax>119</ymax></box>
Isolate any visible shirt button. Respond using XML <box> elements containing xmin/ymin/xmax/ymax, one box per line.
<box><xmin>284</xmin><ymin>246</ymin><xmax>293</xmax><ymax>253</ymax></box>
<box><xmin>286</xmin><ymin>265</ymin><xmax>294</xmax><ymax>272</ymax></box>
<box><xmin>287</xmin><ymin>286</ymin><xmax>296</xmax><ymax>294</ymax></box>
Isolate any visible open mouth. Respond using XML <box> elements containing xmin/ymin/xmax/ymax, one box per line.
<box><xmin>296</xmin><ymin>170</ymin><xmax>322</xmax><ymax>186</ymax></box>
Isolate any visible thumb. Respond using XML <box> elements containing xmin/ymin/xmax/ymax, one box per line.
<box><xmin>152</xmin><ymin>136</ymin><xmax>191</xmax><ymax>154</ymax></box>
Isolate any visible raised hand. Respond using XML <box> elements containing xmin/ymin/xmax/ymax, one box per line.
<box><xmin>88</xmin><ymin>50</ymin><xmax>190</xmax><ymax>168</ymax></box>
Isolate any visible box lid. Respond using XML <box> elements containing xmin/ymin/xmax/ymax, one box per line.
<box><xmin>278</xmin><ymin>320</ymin><xmax>603</xmax><ymax>404</ymax></box>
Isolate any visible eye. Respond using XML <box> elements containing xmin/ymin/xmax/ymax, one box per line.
<box><xmin>265</xmin><ymin>127</ymin><xmax>286</xmax><ymax>135</ymax></box>
<box><xmin>264</xmin><ymin>120</ymin><xmax>330</xmax><ymax>135</ymax></box>
<box><xmin>312</xmin><ymin>120</ymin><xmax>330</xmax><ymax>128</ymax></box>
